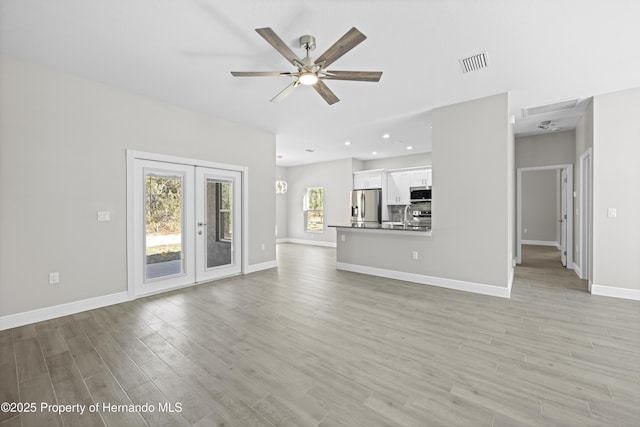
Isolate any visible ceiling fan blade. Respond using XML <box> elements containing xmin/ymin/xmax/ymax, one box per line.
<box><xmin>270</xmin><ymin>81</ymin><xmax>300</xmax><ymax>103</ymax></box>
<box><xmin>313</xmin><ymin>80</ymin><xmax>340</xmax><ymax>105</ymax></box>
<box><xmin>255</xmin><ymin>27</ymin><xmax>302</xmax><ymax>67</ymax></box>
<box><xmin>314</xmin><ymin>27</ymin><xmax>367</xmax><ymax>68</ymax></box>
<box><xmin>323</xmin><ymin>70</ymin><xmax>382</xmax><ymax>82</ymax></box>
<box><xmin>231</xmin><ymin>71</ymin><xmax>296</xmax><ymax>77</ymax></box>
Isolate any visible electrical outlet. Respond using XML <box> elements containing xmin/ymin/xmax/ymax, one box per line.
<box><xmin>412</xmin><ymin>251</ymin><xmax>419</xmax><ymax>260</ymax></box>
<box><xmin>261</xmin><ymin>243</ymin><xmax>265</xmax><ymax>251</ymax></box>
<box><xmin>607</xmin><ymin>208</ymin><xmax>617</xmax><ymax>218</ymax></box>
<box><xmin>49</xmin><ymin>272</ymin><xmax>60</xmax><ymax>285</ymax></box>
<box><xmin>340</xmin><ymin>234</ymin><xmax>346</xmax><ymax>242</ymax></box>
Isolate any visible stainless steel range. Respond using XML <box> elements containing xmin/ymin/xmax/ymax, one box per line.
<box><xmin>410</xmin><ymin>200</ymin><xmax>431</xmax><ymax>227</ymax></box>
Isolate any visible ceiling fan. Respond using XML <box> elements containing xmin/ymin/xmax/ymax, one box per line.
<box><xmin>231</xmin><ymin>27</ymin><xmax>382</xmax><ymax>105</ymax></box>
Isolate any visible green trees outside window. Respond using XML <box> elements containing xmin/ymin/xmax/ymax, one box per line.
<box><xmin>304</xmin><ymin>187</ymin><xmax>324</xmax><ymax>232</ymax></box>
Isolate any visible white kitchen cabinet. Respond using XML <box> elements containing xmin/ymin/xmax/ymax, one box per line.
<box><xmin>387</xmin><ymin>171</ymin><xmax>411</xmax><ymax>204</ymax></box>
<box><xmin>353</xmin><ymin>170</ymin><xmax>383</xmax><ymax>189</ymax></box>
<box><xmin>409</xmin><ymin>168</ymin><xmax>433</xmax><ymax>187</ymax></box>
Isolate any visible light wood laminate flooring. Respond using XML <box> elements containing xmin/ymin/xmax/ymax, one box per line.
<box><xmin>1</xmin><ymin>244</ymin><xmax>638</xmax><ymax>426</ymax></box>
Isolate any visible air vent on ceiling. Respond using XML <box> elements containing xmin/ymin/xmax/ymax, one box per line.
<box><xmin>459</xmin><ymin>52</ymin><xmax>488</xmax><ymax>73</ymax></box>
<box><xmin>522</xmin><ymin>98</ymin><xmax>580</xmax><ymax>117</ymax></box>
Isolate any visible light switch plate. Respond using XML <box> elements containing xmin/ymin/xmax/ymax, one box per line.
<box><xmin>607</xmin><ymin>208</ymin><xmax>617</xmax><ymax>218</ymax></box>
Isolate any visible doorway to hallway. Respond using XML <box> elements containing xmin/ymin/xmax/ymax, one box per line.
<box><xmin>516</xmin><ymin>164</ymin><xmax>573</xmax><ymax>269</ymax></box>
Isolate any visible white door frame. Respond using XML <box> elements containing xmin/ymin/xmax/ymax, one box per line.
<box><xmin>560</xmin><ymin>168</ymin><xmax>568</xmax><ymax>267</ymax></box>
<box><xmin>579</xmin><ymin>148</ymin><xmax>593</xmax><ymax>285</ymax></box>
<box><xmin>516</xmin><ymin>164</ymin><xmax>573</xmax><ymax>267</ymax></box>
<box><xmin>126</xmin><ymin>150</ymin><xmax>248</xmax><ymax>300</ymax></box>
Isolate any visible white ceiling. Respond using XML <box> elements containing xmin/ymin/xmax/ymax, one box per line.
<box><xmin>2</xmin><ymin>0</ymin><xmax>639</xmax><ymax>166</ymax></box>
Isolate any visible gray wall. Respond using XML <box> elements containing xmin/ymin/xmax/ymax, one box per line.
<box><xmin>275</xmin><ymin>166</ymin><xmax>288</xmax><ymax>241</ymax></box>
<box><xmin>0</xmin><ymin>56</ymin><xmax>276</xmax><ymax>317</ymax></box>
<box><xmin>515</xmin><ymin>130</ymin><xmax>576</xmax><ymax>168</ymax></box>
<box><xmin>361</xmin><ymin>152</ymin><xmax>432</xmax><ymax>170</ymax></box>
<box><xmin>521</xmin><ymin>170</ymin><xmax>558</xmax><ymax>244</ymax></box>
<box><xmin>285</xmin><ymin>158</ymin><xmax>354</xmax><ymax>245</ymax></box>
<box><xmin>338</xmin><ymin>93</ymin><xmax>514</xmax><ymax>289</ymax></box>
<box><xmin>592</xmin><ymin>87</ymin><xmax>640</xmax><ymax>291</ymax></box>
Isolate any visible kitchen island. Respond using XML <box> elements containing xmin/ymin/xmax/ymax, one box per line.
<box><xmin>329</xmin><ymin>221</ymin><xmax>511</xmax><ymax>299</ymax></box>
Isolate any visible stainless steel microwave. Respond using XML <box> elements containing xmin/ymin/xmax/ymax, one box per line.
<box><xmin>410</xmin><ymin>187</ymin><xmax>431</xmax><ymax>201</ymax></box>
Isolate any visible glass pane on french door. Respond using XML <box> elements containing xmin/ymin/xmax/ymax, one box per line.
<box><xmin>132</xmin><ymin>159</ymin><xmax>195</xmax><ymax>297</ymax></box>
<box><xmin>196</xmin><ymin>167</ymin><xmax>242</xmax><ymax>281</ymax></box>
<box><xmin>204</xmin><ymin>179</ymin><xmax>233</xmax><ymax>268</ymax></box>
<box><xmin>145</xmin><ymin>172</ymin><xmax>184</xmax><ymax>280</ymax></box>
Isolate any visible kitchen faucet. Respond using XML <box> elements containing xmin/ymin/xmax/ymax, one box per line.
<box><xmin>403</xmin><ymin>204</ymin><xmax>411</xmax><ymax>225</ymax></box>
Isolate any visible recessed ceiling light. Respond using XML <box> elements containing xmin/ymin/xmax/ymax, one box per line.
<box><xmin>406</xmin><ymin>146</ymin><xmax>413</xmax><ymax>150</ymax></box>
<box><xmin>372</xmin><ymin>151</ymin><xmax>378</xmax><ymax>155</ymax></box>
<box><xmin>344</xmin><ymin>141</ymin><xmax>351</xmax><ymax>146</ymax></box>
<box><xmin>382</xmin><ymin>133</ymin><xmax>390</xmax><ymax>139</ymax></box>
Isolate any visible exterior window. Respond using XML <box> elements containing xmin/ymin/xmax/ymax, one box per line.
<box><xmin>304</xmin><ymin>187</ymin><xmax>324</xmax><ymax>232</ymax></box>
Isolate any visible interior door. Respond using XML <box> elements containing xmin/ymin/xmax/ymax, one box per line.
<box><xmin>560</xmin><ymin>169</ymin><xmax>568</xmax><ymax>267</ymax></box>
<box><xmin>195</xmin><ymin>167</ymin><xmax>242</xmax><ymax>282</ymax></box>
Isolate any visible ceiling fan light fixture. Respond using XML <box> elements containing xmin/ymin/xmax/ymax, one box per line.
<box><xmin>299</xmin><ymin>72</ymin><xmax>318</xmax><ymax>86</ymax></box>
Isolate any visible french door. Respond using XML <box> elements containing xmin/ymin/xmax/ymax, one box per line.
<box><xmin>130</xmin><ymin>157</ymin><xmax>242</xmax><ymax>297</ymax></box>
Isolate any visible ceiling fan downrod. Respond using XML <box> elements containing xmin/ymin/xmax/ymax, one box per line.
<box><xmin>299</xmin><ymin>35</ymin><xmax>316</xmax><ymax>54</ymax></box>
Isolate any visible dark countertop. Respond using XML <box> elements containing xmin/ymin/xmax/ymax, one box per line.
<box><xmin>329</xmin><ymin>223</ymin><xmax>431</xmax><ymax>232</ymax></box>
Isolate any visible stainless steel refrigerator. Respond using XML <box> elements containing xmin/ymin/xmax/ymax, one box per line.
<box><xmin>351</xmin><ymin>189</ymin><xmax>382</xmax><ymax>224</ymax></box>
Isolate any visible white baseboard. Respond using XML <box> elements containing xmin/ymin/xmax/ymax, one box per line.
<box><xmin>591</xmin><ymin>284</ymin><xmax>640</xmax><ymax>301</ymax></box>
<box><xmin>279</xmin><ymin>238</ymin><xmax>336</xmax><ymax>248</ymax></box>
<box><xmin>522</xmin><ymin>240</ymin><xmax>559</xmax><ymax>247</ymax></box>
<box><xmin>0</xmin><ymin>291</ymin><xmax>130</xmax><ymax>331</ymax></box>
<box><xmin>246</xmin><ymin>260</ymin><xmax>278</xmax><ymax>273</ymax></box>
<box><xmin>336</xmin><ymin>262</ymin><xmax>511</xmax><ymax>299</ymax></box>
<box><xmin>0</xmin><ymin>258</ymin><xmax>277</xmax><ymax>331</ymax></box>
